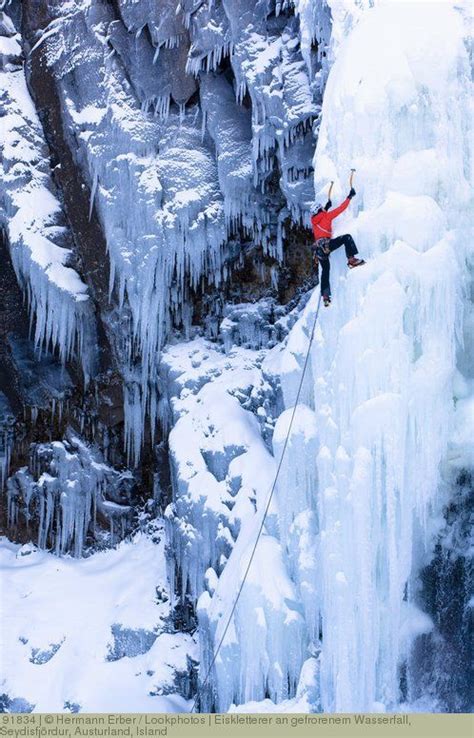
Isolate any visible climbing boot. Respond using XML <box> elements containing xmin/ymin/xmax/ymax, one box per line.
<box><xmin>347</xmin><ymin>257</ymin><xmax>366</xmax><ymax>269</ymax></box>
<box><xmin>323</xmin><ymin>295</ymin><xmax>331</xmax><ymax>307</ymax></box>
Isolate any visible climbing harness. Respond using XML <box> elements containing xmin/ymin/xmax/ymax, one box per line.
<box><xmin>191</xmin><ymin>289</ymin><xmax>323</xmax><ymax>712</ymax></box>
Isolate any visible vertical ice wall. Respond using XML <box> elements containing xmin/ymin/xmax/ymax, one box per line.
<box><xmin>194</xmin><ymin>0</ymin><xmax>472</xmax><ymax>713</ymax></box>
<box><xmin>276</xmin><ymin>0</ymin><xmax>472</xmax><ymax>711</ymax></box>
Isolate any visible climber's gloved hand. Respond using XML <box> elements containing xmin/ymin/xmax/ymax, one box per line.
<box><xmin>348</xmin><ymin>188</ymin><xmax>356</xmax><ymax>199</ymax></box>
<box><xmin>324</xmin><ymin>200</ymin><xmax>332</xmax><ymax>210</ymax></box>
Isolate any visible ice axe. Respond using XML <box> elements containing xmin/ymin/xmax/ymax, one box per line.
<box><xmin>328</xmin><ymin>180</ymin><xmax>334</xmax><ymax>200</ymax></box>
<box><xmin>349</xmin><ymin>168</ymin><xmax>356</xmax><ymax>188</ymax></box>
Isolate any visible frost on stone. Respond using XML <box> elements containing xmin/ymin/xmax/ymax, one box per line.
<box><xmin>0</xmin><ymin>694</ymin><xmax>35</xmax><ymax>713</ymax></box>
<box><xmin>117</xmin><ymin>0</ymin><xmax>186</xmax><ymax>49</ymax></box>
<box><xmin>221</xmin><ymin>1</ymin><xmax>321</xmax><ymax>221</ymax></box>
<box><xmin>186</xmin><ymin>0</ymin><xmax>232</xmax><ymax>76</ymax></box>
<box><xmin>8</xmin><ymin>337</ymin><xmax>74</xmax><ymax>411</ymax></box>
<box><xmin>38</xmin><ymin>2</ymin><xmax>228</xmax><ymax>462</ymax></box>
<box><xmin>2</xmin><ymin>0</ymin><xmax>471</xmax><ymax>716</ymax></box>
<box><xmin>220</xmin><ymin>299</ymin><xmax>287</xmax><ymax>353</ymax></box>
<box><xmin>0</xmin><ymin>393</ymin><xmax>15</xmax><ymax>490</ymax></box>
<box><xmin>199</xmin><ymin>72</ymin><xmax>255</xmax><ymax>226</ymax></box>
<box><xmin>108</xmin><ymin>19</ymin><xmax>196</xmax><ymax>114</ymax></box>
<box><xmin>63</xmin><ymin>701</ymin><xmax>81</xmax><ymax>713</ymax></box>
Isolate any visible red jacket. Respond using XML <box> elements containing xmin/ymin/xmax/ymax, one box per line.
<box><xmin>311</xmin><ymin>198</ymin><xmax>350</xmax><ymax>241</ymax></box>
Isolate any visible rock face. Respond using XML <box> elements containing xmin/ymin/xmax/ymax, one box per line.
<box><xmin>16</xmin><ymin>0</ymin><xmax>326</xmax><ymax>465</ymax></box>
<box><xmin>1</xmin><ymin>0</ymin><xmax>472</xmax><ymax>716</ymax></box>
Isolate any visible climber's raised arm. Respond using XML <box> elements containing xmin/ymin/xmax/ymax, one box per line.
<box><xmin>326</xmin><ymin>188</ymin><xmax>356</xmax><ymax>220</ymax></box>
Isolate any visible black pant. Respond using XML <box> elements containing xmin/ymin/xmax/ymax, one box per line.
<box><xmin>315</xmin><ymin>234</ymin><xmax>358</xmax><ymax>297</ymax></box>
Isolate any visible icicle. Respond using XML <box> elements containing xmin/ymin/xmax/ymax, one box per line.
<box><xmin>88</xmin><ymin>170</ymin><xmax>99</xmax><ymax>220</ymax></box>
<box><xmin>7</xmin><ymin>434</ymin><xmax>132</xmax><ymax>556</ymax></box>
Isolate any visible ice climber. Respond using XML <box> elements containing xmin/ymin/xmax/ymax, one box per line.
<box><xmin>311</xmin><ymin>186</ymin><xmax>365</xmax><ymax>306</ymax></box>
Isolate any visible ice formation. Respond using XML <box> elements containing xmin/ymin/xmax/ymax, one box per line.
<box><xmin>0</xmin><ymin>18</ymin><xmax>94</xmax><ymax>379</ymax></box>
<box><xmin>0</xmin><ymin>393</ymin><xmax>15</xmax><ymax>488</ymax></box>
<box><xmin>159</xmin><ymin>338</ymin><xmax>277</xmax><ymax>602</ymax></box>
<box><xmin>180</xmin><ymin>0</ymin><xmax>473</xmax><ymax>713</ymax></box>
<box><xmin>25</xmin><ymin>0</ymin><xmax>325</xmax><ymax>462</ymax></box>
<box><xmin>0</xmin><ymin>0</ymin><xmax>472</xmax><ymax>716</ymax></box>
<box><xmin>219</xmin><ymin>299</ymin><xmax>288</xmax><ymax>353</ymax></box>
<box><xmin>7</xmin><ymin>432</ymin><xmax>133</xmax><ymax>556</ymax></box>
<box><xmin>300</xmin><ymin>0</ymin><xmax>472</xmax><ymax>711</ymax></box>
<box><xmin>160</xmin><ymin>336</ymin><xmax>315</xmax><ymax>710</ymax></box>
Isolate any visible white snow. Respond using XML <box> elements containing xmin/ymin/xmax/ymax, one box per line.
<box><xmin>0</xmin><ymin>533</ymin><xmax>195</xmax><ymax>712</ymax></box>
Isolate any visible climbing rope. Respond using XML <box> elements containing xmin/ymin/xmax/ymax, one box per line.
<box><xmin>191</xmin><ymin>289</ymin><xmax>323</xmax><ymax>712</ymax></box>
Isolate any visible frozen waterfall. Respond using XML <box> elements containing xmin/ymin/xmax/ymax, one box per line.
<box><xmin>1</xmin><ymin>0</ymin><xmax>472</xmax><ymax>716</ymax></box>
<box><xmin>197</xmin><ymin>0</ymin><xmax>473</xmax><ymax>712</ymax></box>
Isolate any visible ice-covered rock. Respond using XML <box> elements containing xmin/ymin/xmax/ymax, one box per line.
<box><xmin>20</xmin><ymin>0</ymin><xmax>325</xmax><ymax>462</ymax></box>
<box><xmin>186</xmin><ymin>0</ymin><xmax>232</xmax><ymax>76</ymax></box>
<box><xmin>0</xmin><ymin>16</ymin><xmax>95</xmax><ymax>381</ymax></box>
<box><xmin>1</xmin><ymin>0</ymin><xmax>472</xmax><ymax>717</ymax></box>
<box><xmin>0</xmin><ymin>393</ymin><xmax>15</xmax><ymax>489</ymax></box>
<box><xmin>160</xmin><ymin>328</ymin><xmax>323</xmax><ymax>710</ymax></box>
<box><xmin>159</xmin><ymin>338</ymin><xmax>277</xmax><ymax>602</ymax></box>
<box><xmin>7</xmin><ymin>432</ymin><xmax>134</xmax><ymax>556</ymax></box>
<box><xmin>219</xmin><ymin>299</ymin><xmax>286</xmax><ymax>352</ymax></box>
